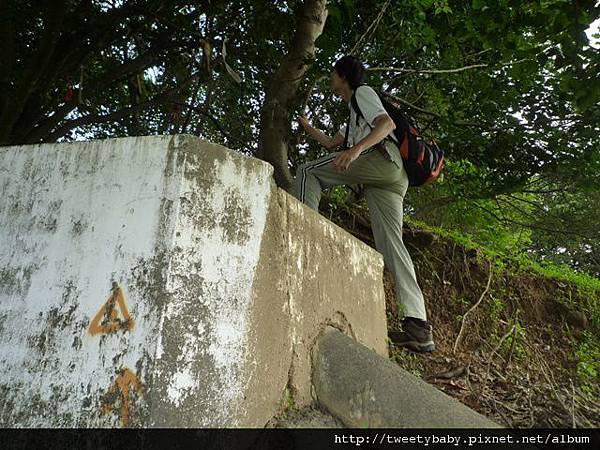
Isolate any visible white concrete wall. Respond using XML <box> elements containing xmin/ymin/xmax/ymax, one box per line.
<box><xmin>146</xmin><ymin>138</ymin><xmax>275</xmax><ymax>426</ymax></box>
<box><xmin>0</xmin><ymin>135</ymin><xmax>387</xmax><ymax>427</ymax></box>
<box><xmin>0</xmin><ymin>136</ymin><xmax>177</xmax><ymax>426</ymax></box>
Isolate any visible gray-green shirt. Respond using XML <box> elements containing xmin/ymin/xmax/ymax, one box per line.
<box><xmin>338</xmin><ymin>85</ymin><xmax>403</xmax><ymax>169</ymax></box>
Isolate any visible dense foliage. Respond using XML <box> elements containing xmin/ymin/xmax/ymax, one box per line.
<box><xmin>2</xmin><ymin>0</ymin><xmax>599</xmax><ymax>275</ymax></box>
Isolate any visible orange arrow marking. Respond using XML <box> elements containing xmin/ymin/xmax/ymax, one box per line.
<box><xmin>101</xmin><ymin>368</ymin><xmax>144</xmax><ymax>427</ymax></box>
<box><xmin>89</xmin><ymin>283</ymin><xmax>134</xmax><ymax>336</ymax></box>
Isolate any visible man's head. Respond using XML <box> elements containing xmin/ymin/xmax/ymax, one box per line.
<box><xmin>330</xmin><ymin>55</ymin><xmax>364</xmax><ymax>94</ymax></box>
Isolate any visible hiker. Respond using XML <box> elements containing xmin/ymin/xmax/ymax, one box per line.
<box><xmin>293</xmin><ymin>55</ymin><xmax>435</xmax><ymax>353</ymax></box>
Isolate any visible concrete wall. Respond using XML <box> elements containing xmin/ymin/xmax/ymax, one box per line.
<box><xmin>0</xmin><ymin>135</ymin><xmax>387</xmax><ymax>427</ymax></box>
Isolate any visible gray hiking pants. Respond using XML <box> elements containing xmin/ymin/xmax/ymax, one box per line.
<box><xmin>292</xmin><ymin>141</ymin><xmax>427</xmax><ymax>321</ymax></box>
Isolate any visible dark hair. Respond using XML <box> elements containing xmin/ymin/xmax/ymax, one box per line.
<box><xmin>334</xmin><ymin>55</ymin><xmax>364</xmax><ymax>90</ymax></box>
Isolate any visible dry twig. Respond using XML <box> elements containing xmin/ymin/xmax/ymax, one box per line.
<box><xmin>481</xmin><ymin>323</ymin><xmax>516</xmax><ymax>394</ymax></box>
<box><xmin>524</xmin><ymin>340</ymin><xmax>584</xmax><ymax>428</ymax></box>
<box><xmin>571</xmin><ymin>378</ymin><xmax>576</xmax><ymax>428</ymax></box>
<box><xmin>453</xmin><ymin>260</ymin><xmax>493</xmax><ymax>353</ymax></box>
<box><xmin>502</xmin><ymin>309</ymin><xmax>520</xmax><ymax>372</ymax></box>
<box><xmin>427</xmin><ymin>364</ymin><xmax>469</xmax><ymax>381</ymax></box>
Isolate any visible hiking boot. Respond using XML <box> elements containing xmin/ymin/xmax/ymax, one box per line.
<box><xmin>389</xmin><ymin>317</ymin><xmax>435</xmax><ymax>353</ymax></box>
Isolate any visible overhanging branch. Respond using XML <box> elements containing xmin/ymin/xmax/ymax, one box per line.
<box><xmin>23</xmin><ymin>36</ymin><xmax>200</xmax><ymax>144</ymax></box>
<box><xmin>473</xmin><ymin>202</ymin><xmax>592</xmax><ymax>239</ymax></box>
<box><xmin>369</xmin><ymin>64</ymin><xmax>488</xmax><ymax>74</ymax></box>
<box><xmin>43</xmin><ymin>75</ymin><xmax>198</xmax><ymax>142</ymax></box>
<box><xmin>368</xmin><ymin>58</ymin><xmax>531</xmax><ymax>75</ymax></box>
<box><xmin>174</xmin><ymin>102</ymin><xmax>246</xmax><ymax>146</ymax></box>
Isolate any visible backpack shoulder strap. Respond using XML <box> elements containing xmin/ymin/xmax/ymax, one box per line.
<box><xmin>350</xmin><ymin>84</ymin><xmax>371</xmax><ymax>128</ymax></box>
<box><xmin>342</xmin><ymin>121</ymin><xmax>350</xmax><ymax>149</ymax></box>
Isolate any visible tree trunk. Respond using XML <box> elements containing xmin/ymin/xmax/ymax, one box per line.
<box><xmin>257</xmin><ymin>0</ymin><xmax>328</xmax><ymax>193</ymax></box>
<box><xmin>0</xmin><ymin>0</ymin><xmax>67</xmax><ymax>145</ymax></box>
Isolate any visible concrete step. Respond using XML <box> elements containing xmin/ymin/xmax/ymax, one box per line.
<box><xmin>313</xmin><ymin>327</ymin><xmax>501</xmax><ymax>428</ymax></box>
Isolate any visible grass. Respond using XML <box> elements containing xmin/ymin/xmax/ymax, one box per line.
<box><xmin>406</xmin><ymin>217</ymin><xmax>599</xmax><ymax>314</ymax></box>
<box><xmin>404</xmin><ymin>215</ymin><xmax>600</xmax><ymax>389</ymax></box>
<box><xmin>573</xmin><ymin>330</ymin><xmax>600</xmax><ymax>393</ymax></box>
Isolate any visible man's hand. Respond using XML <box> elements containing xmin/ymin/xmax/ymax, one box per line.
<box><xmin>298</xmin><ymin>115</ymin><xmax>343</xmax><ymax>150</ymax></box>
<box><xmin>332</xmin><ymin>146</ymin><xmax>362</xmax><ymax>172</ymax></box>
<box><xmin>298</xmin><ymin>115</ymin><xmax>311</xmax><ymax>131</ymax></box>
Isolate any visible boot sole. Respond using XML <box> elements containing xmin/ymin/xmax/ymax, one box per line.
<box><xmin>389</xmin><ymin>331</ymin><xmax>435</xmax><ymax>353</ymax></box>
<box><xmin>400</xmin><ymin>340</ymin><xmax>435</xmax><ymax>353</ymax></box>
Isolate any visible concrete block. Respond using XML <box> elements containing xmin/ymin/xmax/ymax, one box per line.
<box><xmin>313</xmin><ymin>328</ymin><xmax>501</xmax><ymax>428</ymax></box>
<box><xmin>0</xmin><ymin>135</ymin><xmax>387</xmax><ymax>427</ymax></box>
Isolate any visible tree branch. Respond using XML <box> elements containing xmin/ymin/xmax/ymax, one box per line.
<box><xmin>13</xmin><ymin>24</ymin><xmax>129</xmax><ymax>143</ymax></box>
<box><xmin>413</xmin><ymin>196</ymin><xmax>459</xmax><ymax>216</ymax></box>
<box><xmin>379</xmin><ymin>90</ymin><xmax>503</xmax><ymax>130</ymax></box>
<box><xmin>23</xmin><ymin>35</ymin><xmax>195</xmax><ymax>144</ymax></box>
<box><xmin>9</xmin><ymin>2</ymin><xmax>208</xmax><ymax>145</ymax></box>
<box><xmin>520</xmin><ymin>189</ymin><xmax>570</xmax><ymax>194</ymax></box>
<box><xmin>499</xmin><ymin>194</ymin><xmax>595</xmax><ymax>238</ymax></box>
<box><xmin>0</xmin><ymin>0</ymin><xmax>16</xmax><ymax>117</ymax></box>
<box><xmin>379</xmin><ymin>91</ymin><xmax>441</xmax><ymax>117</ymax></box>
<box><xmin>177</xmin><ymin>102</ymin><xmax>246</xmax><ymax>146</ymax></box>
<box><xmin>368</xmin><ymin>58</ymin><xmax>531</xmax><ymax>75</ymax></box>
<box><xmin>473</xmin><ymin>202</ymin><xmax>592</xmax><ymax>239</ymax></box>
<box><xmin>0</xmin><ymin>0</ymin><xmax>67</xmax><ymax>144</ymax></box>
<box><xmin>369</xmin><ymin>64</ymin><xmax>489</xmax><ymax>74</ymax></box>
<box><xmin>44</xmin><ymin>75</ymin><xmax>197</xmax><ymax>142</ymax></box>
<box><xmin>349</xmin><ymin>0</ymin><xmax>391</xmax><ymax>56</ymax></box>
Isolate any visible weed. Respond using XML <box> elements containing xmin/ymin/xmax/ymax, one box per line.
<box><xmin>489</xmin><ymin>295</ymin><xmax>505</xmax><ymax>322</ymax></box>
<box><xmin>574</xmin><ymin>330</ymin><xmax>600</xmax><ymax>388</ymax></box>
<box><xmin>406</xmin><ymin>216</ymin><xmax>600</xmax><ymax>331</ymax></box>
<box><xmin>391</xmin><ymin>351</ymin><xmax>423</xmax><ymax>378</ymax></box>
<box><xmin>501</xmin><ymin>320</ymin><xmax>526</xmax><ymax>360</ymax></box>
<box><xmin>282</xmin><ymin>387</ymin><xmax>295</xmax><ymax>412</ymax></box>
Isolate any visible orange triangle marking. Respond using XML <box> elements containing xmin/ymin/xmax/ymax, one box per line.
<box><xmin>88</xmin><ymin>283</ymin><xmax>134</xmax><ymax>336</ymax></box>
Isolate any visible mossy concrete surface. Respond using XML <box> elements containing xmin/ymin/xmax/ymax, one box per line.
<box><xmin>0</xmin><ymin>135</ymin><xmax>387</xmax><ymax>427</ymax></box>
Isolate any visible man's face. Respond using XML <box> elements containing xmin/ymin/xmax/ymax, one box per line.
<box><xmin>329</xmin><ymin>70</ymin><xmax>344</xmax><ymax>94</ymax></box>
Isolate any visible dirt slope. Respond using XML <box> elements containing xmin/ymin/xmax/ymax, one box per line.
<box><xmin>325</xmin><ymin>201</ymin><xmax>599</xmax><ymax>428</ymax></box>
